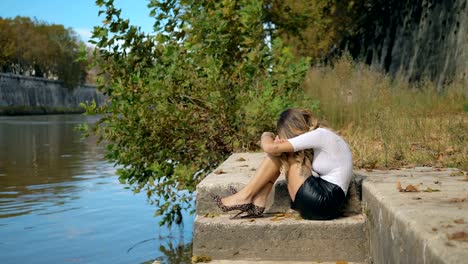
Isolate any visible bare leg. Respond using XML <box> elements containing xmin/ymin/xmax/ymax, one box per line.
<box><xmin>221</xmin><ymin>154</ymin><xmax>282</xmax><ymax>207</ymax></box>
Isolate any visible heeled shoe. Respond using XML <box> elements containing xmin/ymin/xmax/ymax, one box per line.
<box><xmin>242</xmin><ymin>205</ymin><xmax>265</xmax><ymax>218</ymax></box>
<box><xmin>212</xmin><ymin>194</ymin><xmax>254</xmax><ymax>219</ymax></box>
<box><xmin>228</xmin><ymin>186</ymin><xmax>265</xmax><ymax>218</ymax></box>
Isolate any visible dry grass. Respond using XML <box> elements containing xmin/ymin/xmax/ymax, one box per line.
<box><xmin>304</xmin><ymin>55</ymin><xmax>467</xmax><ymax>170</ymax></box>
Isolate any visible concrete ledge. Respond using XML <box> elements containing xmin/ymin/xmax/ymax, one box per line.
<box><xmin>196</xmin><ymin>153</ymin><xmax>363</xmax><ymax>216</ymax></box>
<box><xmin>193</xmin><ymin>213</ymin><xmax>368</xmax><ymax>262</ymax></box>
<box><xmin>360</xmin><ymin>168</ymin><xmax>468</xmax><ymax>264</ymax></box>
<box><xmin>194</xmin><ymin>153</ymin><xmax>467</xmax><ymax>263</ymax></box>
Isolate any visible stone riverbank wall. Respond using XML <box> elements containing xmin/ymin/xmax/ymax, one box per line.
<box><xmin>347</xmin><ymin>0</ymin><xmax>468</xmax><ymax>88</ymax></box>
<box><xmin>0</xmin><ymin>73</ymin><xmax>105</xmax><ymax>115</ymax></box>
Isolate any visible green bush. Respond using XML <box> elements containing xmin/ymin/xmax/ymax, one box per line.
<box><xmin>84</xmin><ymin>0</ymin><xmax>314</xmax><ymax>225</ymax></box>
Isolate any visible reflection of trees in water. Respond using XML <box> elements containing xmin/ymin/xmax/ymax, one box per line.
<box><xmin>139</xmin><ymin>242</ymin><xmax>192</xmax><ymax>264</ymax></box>
<box><xmin>130</xmin><ymin>227</ymin><xmax>193</xmax><ymax>264</ymax></box>
<box><xmin>156</xmin><ymin>242</ymin><xmax>192</xmax><ymax>264</ymax></box>
<box><xmin>0</xmin><ymin>115</ymin><xmax>105</xmax><ymax>218</ymax></box>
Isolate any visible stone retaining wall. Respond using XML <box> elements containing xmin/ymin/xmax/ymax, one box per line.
<box><xmin>0</xmin><ymin>73</ymin><xmax>105</xmax><ymax>114</ymax></box>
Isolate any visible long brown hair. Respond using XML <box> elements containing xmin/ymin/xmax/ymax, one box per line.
<box><xmin>276</xmin><ymin>108</ymin><xmax>320</xmax><ymax>177</ymax></box>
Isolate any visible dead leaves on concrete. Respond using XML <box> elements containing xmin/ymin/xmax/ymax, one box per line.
<box><xmin>191</xmin><ymin>255</ymin><xmax>212</xmax><ymax>263</ymax></box>
<box><xmin>447</xmin><ymin>231</ymin><xmax>468</xmax><ymax>242</ymax></box>
<box><xmin>270</xmin><ymin>213</ymin><xmax>301</xmax><ymax>221</ymax></box>
<box><xmin>203</xmin><ymin>213</ymin><xmax>219</xmax><ymax>218</ymax></box>
<box><xmin>397</xmin><ymin>181</ymin><xmax>420</xmax><ymax>192</ymax></box>
<box><xmin>213</xmin><ymin>169</ymin><xmax>225</xmax><ymax>175</ymax></box>
<box><xmin>397</xmin><ymin>181</ymin><xmax>442</xmax><ymax>193</ymax></box>
<box><xmin>448</xmin><ymin>197</ymin><xmax>466</xmax><ymax>203</ymax></box>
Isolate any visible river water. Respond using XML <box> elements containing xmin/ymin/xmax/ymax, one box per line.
<box><xmin>0</xmin><ymin>115</ymin><xmax>194</xmax><ymax>264</ymax></box>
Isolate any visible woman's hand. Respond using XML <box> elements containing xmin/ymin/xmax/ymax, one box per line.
<box><xmin>261</xmin><ymin>132</ymin><xmax>294</xmax><ymax>155</ymax></box>
<box><xmin>274</xmin><ymin>135</ymin><xmax>286</xmax><ymax>144</ymax></box>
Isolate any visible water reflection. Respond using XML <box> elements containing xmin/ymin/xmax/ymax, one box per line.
<box><xmin>0</xmin><ymin>115</ymin><xmax>194</xmax><ymax>264</ymax></box>
<box><xmin>0</xmin><ymin>115</ymin><xmax>103</xmax><ymax>218</ymax></box>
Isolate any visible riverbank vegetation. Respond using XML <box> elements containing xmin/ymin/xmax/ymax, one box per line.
<box><xmin>86</xmin><ymin>0</ymin><xmax>467</xmax><ymax>225</ymax></box>
<box><xmin>305</xmin><ymin>55</ymin><xmax>467</xmax><ymax>170</ymax></box>
<box><xmin>0</xmin><ymin>16</ymin><xmax>88</xmax><ymax>87</ymax></box>
<box><xmin>87</xmin><ymin>0</ymin><xmax>313</xmax><ymax>225</ymax></box>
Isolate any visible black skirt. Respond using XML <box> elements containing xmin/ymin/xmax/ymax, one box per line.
<box><xmin>291</xmin><ymin>175</ymin><xmax>345</xmax><ymax>220</ymax></box>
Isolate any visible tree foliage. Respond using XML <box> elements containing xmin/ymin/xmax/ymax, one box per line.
<box><xmin>86</xmin><ymin>0</ymin><xmax>314</xmax><ymax>225</ymax></box>
<box><xmin>0</xmin><ymin>16</ymin><xmax>88</xmax><ymax>87</ymax></box>
<box><xmin>264</xmin><ymin>0</ymin><xmax>368</xmax><ymax>62</ymax></box>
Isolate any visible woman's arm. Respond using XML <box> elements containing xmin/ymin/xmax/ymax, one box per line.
<box><xmin>260</xmin><ymin>132</ymin><xmax>294</xmax><ymax>155</ymax></box>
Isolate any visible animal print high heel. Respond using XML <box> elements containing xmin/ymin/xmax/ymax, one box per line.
<box><xmin>212</xmin><ymin>194</ymin><xmax>254</xmax><ymax>219</ymax></box>
<box><xmin>242</xmin><ymin>205</ymin><xmax>265</xmax><ymax>218</ymax></box>
<box><xmin>228</xmin><ymin>185</ymin><xmax>266</xmax><ymax>218</ymax></box>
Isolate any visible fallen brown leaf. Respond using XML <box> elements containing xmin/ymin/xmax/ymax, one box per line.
<box><xmin>447</xmin><ymin>231</ymin><xmax>468</xmax><ymax>242</ymax></box>
<box><xmin>432</xmin><ymin>227</ymin><xmax>438</xmax><ymax>231</ymax></box>
<box><xmin>397</xmin><ymin>181</ymin><xmax>420</xmax><ymax>192</ymax></box>
<box><xmin>454</xmin><ymin>219</ymin><xmax>464</xmax><ymax>224</ymax></box>
<box><xmin>214</xmin><ymin>169</ymin><xmax>225</xmax><ymax>174</ymax></box>
<box><xmin>250</xmin><ymin>168</ymin><xmax>256</xmax><ymax>171</ymax></box>
<box><xmin>412</xmin><ymin>197</ymin><xmax>422</xmax><ymax>200</ymax></box>
<box><xmin>236</xmin><ymin>157</ymin><xmax>246</xmax><ymax>161</ymax></box>
<box><xmin>448</xmin><ymin>197</ymin><xmax>466</xmax><ymax>203</ymax></box>
<box><xmin>336</xmin><ymin>261</ymin><xmax>348</xmax><ymax>264</ymax></box>
<box><xmin>405</xmin><ymin>185</ymin><xmax>419</xmax><ymax>192</ymax></box>
<box><xmin>239</xmin><ymin>164</ymin><xmax>249</xmax><ymax>167</ymax></box>
<box><xmin>270</xmin><ymin>217</ymin><xmax>285</xmax><ymax>221</ymax></box>
<box><xmin>191</xmin><ymin>254</ymin><xmax>212</xmax><ymax>263</ymax></box>
<box><xmin>396</xmin><ymin>180</ymin><xmax>403</xmax><ymax>191</ymax></box>
<box><xmin>203</xmin><ymin>213</ymin><xmax>219</xmax><ymax>218</ymax></box>
<box><xmin>248</xmin><ymin>219</ymin><xmax>255</xmax><ymax>222</ymax></box>
<box><xmin>397</xmin><ymin>184</ymin><xmax>419</xmax><ymax>192</ymax></box>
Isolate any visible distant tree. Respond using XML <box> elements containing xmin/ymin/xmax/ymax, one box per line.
<box><xmin>0</xmin><ymin>16</ymin><xmax>88</xmax><ymax>87</ymax></box>
<box><xmin>0</xmin><ymin>19</ymin><xmax>16</xmax><ymax>72</ymax></box>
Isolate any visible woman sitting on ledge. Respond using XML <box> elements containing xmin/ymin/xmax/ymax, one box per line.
<box><xmin>214</xmin><ymin>108</ymin><xmax>353</xmax><ymax>220</ymax></box>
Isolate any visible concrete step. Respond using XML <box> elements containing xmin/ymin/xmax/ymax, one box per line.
<box><xmin>193</xmin><ymin>213</ymin><xmax>369</xmax><ymax>262</ymax></box>
<box><xmin>193</xmin><ymin>152</ymin><xmax>369</xmax><ymax>262</ymax></box>
<box><xmin>196</xmin><ymin>153</ymin><xmax>364</xmax><ymax>217</ymax></box>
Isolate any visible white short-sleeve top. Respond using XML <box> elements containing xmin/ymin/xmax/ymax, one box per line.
<box><xmin>287</xmin><ymin>127</ymin><xmax>353</xmax><ymax>195</ymax></box>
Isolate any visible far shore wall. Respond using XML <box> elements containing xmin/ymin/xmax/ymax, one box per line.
<box><xmin>0</xmin><ymin>73</ymin><xmax>105</xmax><ymax>115</ymax></box>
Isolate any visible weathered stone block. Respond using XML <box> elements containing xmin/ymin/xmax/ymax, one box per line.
<box><xmin>193</xmin><ymin>214</ymin><xmax>368</xmax><ymax>262</ymax></box>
